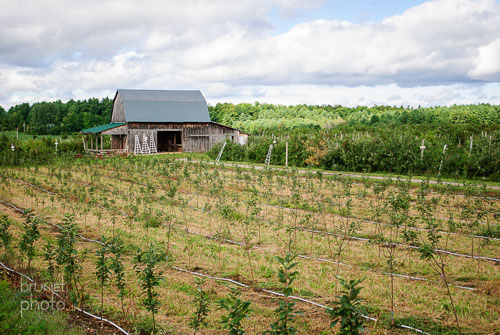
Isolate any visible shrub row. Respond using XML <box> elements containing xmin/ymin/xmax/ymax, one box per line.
<box><xmin>208</xmin><ymin>125</ymin><xmax>499</xmax><ymax>180</ymax></box>
<box><xmin>0</xmin><ymin>135</ymin><xmax>84</xmax><ymax>166</ymax></box>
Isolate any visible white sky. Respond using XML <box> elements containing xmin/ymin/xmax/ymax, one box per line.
<box><xmin>1</xmin><ymin>0</ymin><xmax>499</xmax><ymax>109</ymax></box>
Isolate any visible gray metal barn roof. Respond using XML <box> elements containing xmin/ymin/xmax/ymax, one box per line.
<box><xmin>118</xmin><ymin>89</ymin><xmax>211</xmax><ymax>123</ymax></box>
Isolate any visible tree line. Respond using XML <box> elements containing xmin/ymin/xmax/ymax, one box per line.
<box><xmin>209</xmin><ymin>102</ymin><xmax>500</xmax><ymax>134</ymax></box>
<box><xmin>1</xmin><ymin>99</ymin><xmax>498</xmax><ymax>135</ymax></box>
<box><xmin>0</xmin><ymin>98</ymin><xmax>112</xmax><ymax>135</ymax></box>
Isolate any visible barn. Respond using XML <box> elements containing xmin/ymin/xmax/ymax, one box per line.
<box><xmin>81</xmin><ymin>89</ymin><xmax>247</xmax><ymax>154</ymax></box>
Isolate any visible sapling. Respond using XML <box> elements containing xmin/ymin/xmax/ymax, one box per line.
<box><xmin>56</xmin><ymin>213</ymin><xmax>82</xmax><ymax>303</ymax></box>
<box><xmin>243</xmin><ymin>187</ymin><xmax>260</xmax><ymax>282</ymax></box>
<box><xmin>263</xmin><ymin>169</ymin><xmax>275</xmax><ymax>223</ymax></box>
<box><xmin>42</xmin><ymin>240</ymin><xmax>57</xmax><ymax>285</ymax></box>
<box><xmin>193</xmin><ymin>173</ymin><xmax>202</xmax><ymax>208</ymax></box>
<box><xmin>250</xmin><ymin>187</ymin><xmax>263</xmax><ymax>245</ymax></box>
<box><xmin>183</xmin><ymin>164</ymin><xmax>191</xmax><ymax>192</ymax></box>
<box><xmin>0</xmin><ymin>214</ymin><xmax>13</xmax><ymax>255</ymax></box>
<box><xmin>306</xmin><ymin>211</ymin><xmax>317</xmax><ymax>255</ymax></box>
<box><xmin>326</xmin><ymin>277</ymin><xmax>366</xmax><ymax>335</ymax></box>
<box><xmin>371</xmin><ymin>179</ymin><xmax>390</xmax><ymax>258</ymax></box>
<box><xmin>164</xmin><ymin>214</ymin><xmax>175</xmax><ymax>262</ymax></box>
<box><xmin>459</xmin><ymin>185</ymin><xmax>482</xmax><ymax>270</ymax></box>
<box><xmin>217</xmin><ymin>287</ymin><xmax>252</xmax><ymax>335</ymax></box>
<box><xmin>203</xmin><ymin>201</ymin><xmax>213</xmax><ymax>231</ymax></box>
<box><xmin>332</xmin><ymin>179</ymin><xmax>355</xmax><ymax>295</ymax></box>
<box><xmin>276</xmin><ymin>174</ymin><xmax>286</xmax><ymax>225</ymax></box>
<box><xmin>289</xmin><ymin>172</ymin><xmax>301</xmax><ymax>247</ymax></box>
<box><xmin>184</xmin><ymin>236</ymin><xmax>197</xmax><ymax>268</ymax></box>
<box><xmin>133</xmin><ymin>243</ymin><xmax>166</xmax><ymax>333</ymax></box>
<box><xmin>264</xmin><ymin>253</ymin><xmax>302</xmax><ymax>335</ymax></box>
<box><xmin>96</xmin><ymin>211</ymin><xmax>103</xmax><ymax>237</ymax></box>
<box><xmin>273</xmin><ymin>211</ymin><xmax>284</xmax><ymax>243</ymax></box>
<box><xmin>402</xmin><ymin>228</ymin><xmax>418</xmax><ymax>273</ymax></box>
<box><xmin>471</xmin><ymin>196</ymin><xmax>488</xmax><ymax>274</ymax></box>
<box><xmin>416</xmin><ymin>181</ymin><xmax>461</xmax><ymax>334</ymax></box>
<box><xmin>189</xmin><ymin>277</ymin><xmax>210</xmax><ymax>334</ymax></box>
<box><xmin>316</xmin><ymin>170</ymin><xmax>324</xmax><ymax>195</ymax></box>
<box><xmin>381</xmin><ymin>179</ymin><xmax>410</xmax><ymax>327</ymax></box>
<box><xmin>50</xmin><ymin>195</ymin><xmax>56</xmax><ymax>213</ymax></box>
<box><xmin>19</xmin><ymin>209</ymin><xmax>40</xmax><ymax>271</ymax></box>
<box><xmin>482</xmin><ymin>197</ymin><xmax>497</xmax><ymax>238</ymax></box>
<box><xmin>127</xmin><ymin>210</ymin><xmax>136</xmax><ymax>238</ymax></box>
<box><xmin>214</xmin><ymin>226</ymin><xmax>231</xmax><ymax>272</ymax></box>
<box><xmin>166</xmin><ymin>179</ymin><xmax>178</xmax><ymax>218</ymax></box>
<box><xmin>177</xmin><ymin>193</ymin><xmax>191</xmax><ymax>231</ymax></box>
<box><xmin>322</xmin><ymin>196</ymin><xmax>333</xmax><ymax>254</ymax></box>
<box><xmin>95</xmin><ymin>237</ymin><xmax>112</xmax><ymax>319</ymax></box>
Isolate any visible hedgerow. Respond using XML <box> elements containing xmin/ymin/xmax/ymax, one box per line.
<box><xmin>208</xmin><ymin>124</ymin><xmax>499</xmax><ymax>180</ymax></box>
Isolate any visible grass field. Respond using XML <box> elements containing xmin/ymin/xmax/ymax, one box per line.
<box><xmin>0</xmin><ymin>130</ymin><xmax>63</xmax><ymax>140</ymax></box>
<box><xmin>0</xmin><ymin>154</ymin><xmax>499</xmax><ymax>334</ymax></box>
<box><xmin>0</xmin><ymin>279</ymin><xmax>84</xmax><ymax>334</ymax></box>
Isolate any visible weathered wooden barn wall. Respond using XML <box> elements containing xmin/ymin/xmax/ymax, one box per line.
<box><xmin>125</xmin><ymin>122</ymin><xmax>238</xmax><ymax>152</ymax></box>
<box><xmin>104</xmin><ymin>125</ymin><xmax>127</xmax><ymax>135</ymax></box>
<box><xmin>183</xmin><ymin>123</ymin><xmax>237</xmax><ymax>152</ymax></box>
<box><xmin>102</xmin><ymin>125</ymin><xmax>128</xmax><ymax>150</ymax></box>
<box><xmin>111</xmin><ymin>94</ymin><xmax>125</xmax><ymax>123</ymax></box>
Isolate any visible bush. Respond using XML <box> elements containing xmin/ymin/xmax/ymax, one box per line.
<box><xmin>206</xmin><ymin>125</ymin><xmax>499</xmax><ymax>180</ymax></box>
<box><xmin>0</xmin><ymin>135</ymin><xmax>83</xmax><ymax>167</ymax></box>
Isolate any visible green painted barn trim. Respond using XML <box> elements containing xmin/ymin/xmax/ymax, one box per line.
<box><xmin>81</xmin><ymin>123</ymin><xmax>125</xmax><ymax>134</ymax></box>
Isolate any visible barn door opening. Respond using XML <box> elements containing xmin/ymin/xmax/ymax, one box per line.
<box><xmin>111</xmin><ymin>135</ymin><xmax>126</xmax><ymax>150</ymax></box>
<box><xmin>157</xmin><ymin>131</ymin><xmax>182</xmax><ymax>152</ymax></box>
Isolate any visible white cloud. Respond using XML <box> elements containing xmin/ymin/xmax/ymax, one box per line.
<box><xmin>195</xmin><ymin>0</ymin><xmax>500</xmax><ymax>86</ymax></box>
<box><xmin>0</xmin><ymin>0</ymin><xmax>499</xmax><ymax>108</ymax></box>
<box><xmin>388</xmin><ymin>95</ymin><xmax>402</xmax><ymax>101</ymax></box>
<box><xmin>206</xmin><ymin>83</ymin><xmax>500</xmax><ymax>107</ymax></box>
<box><xmin>468</xmin><ymin>39</ymin><xmax>500</xmax><ymax>80</ymax></box>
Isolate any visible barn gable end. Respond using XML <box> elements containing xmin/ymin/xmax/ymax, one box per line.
<box><xmin>111</xmin><ymin>92</ymin><xmax>126</xmax><ymax>123</ymax></box>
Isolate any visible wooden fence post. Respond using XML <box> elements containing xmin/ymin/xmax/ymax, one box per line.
<box><xmin>285</xmin><ymin>138</ymin><xmax>289</xmax><ymax>167</ymax></box>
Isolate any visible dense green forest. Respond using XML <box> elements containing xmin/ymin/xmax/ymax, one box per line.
<box><xmin>209</xmin><ymin>102</ymin><xmax>500</xmax><ymax>134</ymax></box>
<box><xmin>0</xmin><ymin>98</ymin><xmax>112</xmax><ymax>135</ymax></box>
<box><xmin>1</xmin><ymin>99</ymin><xmax>498</xmax><ymax>135</ymax></box>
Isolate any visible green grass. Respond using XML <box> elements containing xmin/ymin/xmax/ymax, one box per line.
<box><xmin>390</xmin><ymin>315</ymin><xmax>463</xmax><ymax>335</ymax></box>
<box><xmin>0</xmin><ymin>131</ymin><xmax>60</xmax><ymax>140</ymax></box>
<box><xmin>0</xmin><ymin>279</ymin><xmax>84</xmax><ymax>335</ymax></box>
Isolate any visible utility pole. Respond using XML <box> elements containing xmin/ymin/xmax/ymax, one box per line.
<box><xmin>469</xmin><ymin>135</ymin><xmax>473</xmax><ymax>156</ymax></box>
